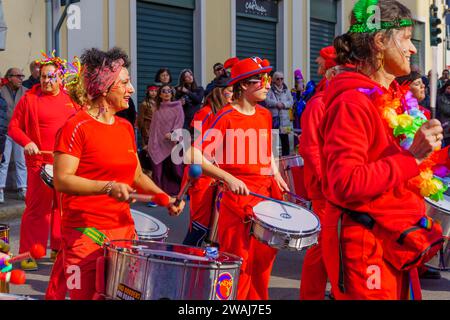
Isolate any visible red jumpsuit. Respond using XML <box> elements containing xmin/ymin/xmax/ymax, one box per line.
<box><xmin>319</xmin><ymin>72</ymin><xmax>424</xmax><ymax>300</ymax></box>
<box><xmin>8</xmin><ymin>85</ymin><xmax>79</xmax><ymax>254</ymax></box>
<box><xmin>198</xmin><ymin>104</ymin><xmax>282</xmax><ymax>300</ymax></box>
<box><xmin>51</xmin><ymin>111</ymin><xmax>138</xmax><ymax>300</ymax></box>
<box><xmin>298</xmin><ymin>90</ymin><xmax>329</xmax><ymax>300</ymax></box>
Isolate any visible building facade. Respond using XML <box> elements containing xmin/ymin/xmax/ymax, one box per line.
<box><xmin>0</xmin><ymin>0</ymin><xmax>447</xmax><ymax>103</ymax></box>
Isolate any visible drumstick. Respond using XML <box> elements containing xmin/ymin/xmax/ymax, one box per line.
<box><xmin>283</xmin><ymin>191</ymin><xmax>310</xmax><ymax>207</ymax></box>
<box><xmin>129</xmin><ymin>193</ymin><xmax>170</xmax><ymax>207</ymax></box>
<box><xmin>40</xmin><ymin>151</ymin><xmax>54</xmax><ymax>156</ymax></box>
<box><xmin>7</xmin><ymin>244</ymin><xmax>46</xmax><ymax>264</ymax></box>
<box><xmin>249</xmin><ymin>192</ymin><xmax>301</xmax><ymax>210</ymax></box>
<box><xmin>174</xmin><ymin>164</ymin><xmax>202</xmax><ymax>206</ymax></box>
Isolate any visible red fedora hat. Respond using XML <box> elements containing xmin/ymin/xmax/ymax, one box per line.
<box><xmin>226</xmin><ymin>56</ymin><xmax>273</xmax><ymax>86</ymax></box>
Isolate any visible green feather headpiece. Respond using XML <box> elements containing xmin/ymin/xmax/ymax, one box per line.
<box><xmin>349</xmin><ymin>0</ymin><xmax>413</xmax><ymax>33</ymax></box>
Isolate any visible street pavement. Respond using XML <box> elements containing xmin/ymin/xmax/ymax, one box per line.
<box><xmin>2</xmin><ymin>200</ymin><xmax>450</xmax><ymax>300</ymax></box>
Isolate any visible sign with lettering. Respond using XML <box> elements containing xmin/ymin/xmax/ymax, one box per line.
<box><xmin>236</xmin><ymin>0</ymin><xmax>278</xmax><ymax>19</ymax></box>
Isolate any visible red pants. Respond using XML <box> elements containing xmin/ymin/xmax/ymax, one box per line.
<box><xmin>60</xmin><ymin>224</ymin><xmax>136</xmax><ymax>300</ymax></box>
<box><xmin>217</xmin><ymin>176</ymin><xmax>281</xmax><ymax>300</ymax></box>
<box><xmin>19</xmin><ymin>166</ymin><xmax>61</xmax><ymax>253</ymax></box>
<box><xmin>299</xmin><ymin>199</ymin><xmax>328</xmax><ymax>300</ymax></box>
<box><xmin>45</xmin><ymin>250</ymin><xmax>66</xmax><ymax>300</ymax></box>
<box><xmin>321</xmin><ymin>218</ymin><xmax>422</xmax><ymax>300</ymax></box>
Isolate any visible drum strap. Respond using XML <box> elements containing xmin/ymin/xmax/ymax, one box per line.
<box><xmin>75</xmin><ymin>227</ymin><xmax>108</xmax><ymax>247</ymax></box>
<box><xmin>337</xmin><ymin>213</ymin><xmax>346</xmax><ymax>294</ymax></box>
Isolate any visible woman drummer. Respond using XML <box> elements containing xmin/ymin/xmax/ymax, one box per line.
<box><xmin>53</xmin><ymin>47</ymin><xmax>184</xmax><ymax>300</ymax></box>
<box><xmin>186</xmin><ymin>57</ymin><xmax>289</xmax><ymax>300</ymax></box>
<box><xmin>319</xmin><ymin>0</ymin><xmax>444</xmax><ymax>299</ymax></box>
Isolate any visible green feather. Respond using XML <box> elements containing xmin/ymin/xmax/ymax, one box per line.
<box><xmin>353</xmin><ymin>0</ymin><xmax>379</xmax><ymax>23</ymax></box>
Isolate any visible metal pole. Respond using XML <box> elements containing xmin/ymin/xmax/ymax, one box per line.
<box><xmin>45</xmin><ymin>0</ymin><xmax>53</xmax><ymax>53</ymax></box>
<box><xmin>54</xmin><ymin>4</ymin><xmax>69</xmax><ymax>57</ymax></box>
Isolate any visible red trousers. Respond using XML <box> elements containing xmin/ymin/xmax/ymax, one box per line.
<box><xmin>299</xmin><ymin>199</ymin><xmax>328</xmax><ymax>300</ymax></box>
<box><xmin>59</xmin><ymin>224</ymin><xmax>136</xmax><ymax>300</ymax></box>
<box><xmin>45</xmin><ymin>250</ymin><xmax>66</xmax><ymax>300</ymax></box>
<box><xmin>321</xmin><ymin>217</ymin><xmax>422</xmax><ymax>300</ymax></box>
<box><xmin>19</xmin><ymin>166</ymin><xmax>61</xmax><ymax>253</ymax></box>
<box><xmin>217</xmin><ymin>176</ymin><xmax>281</xmax><ymax>300</ymax></box>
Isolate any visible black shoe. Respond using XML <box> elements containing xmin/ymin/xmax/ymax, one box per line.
<box><xmin>420</xmin><ymin>269</ymin><xmax>442</xmax><ymax>280</ymax></box>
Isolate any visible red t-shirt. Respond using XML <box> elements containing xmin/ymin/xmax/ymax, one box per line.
<box><xmin>200</xmin><ymin>104</ymin><xmax>273</xmax><ymax>177</ymax></box>
<box><xmin>37</xmin><ymin>91</ymin><xmax>78</xmax><ymax>153</ymax></box>
<box><xmin>55</xmin><ymin>111</ymin><xmax>138</xmax><ymax>229</ymax></box>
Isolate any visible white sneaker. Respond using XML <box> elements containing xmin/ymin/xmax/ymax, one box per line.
<box><xmin>0</xmin><ymin>189</ymin><xmax>4</xmax><ymax>204</ymax></box>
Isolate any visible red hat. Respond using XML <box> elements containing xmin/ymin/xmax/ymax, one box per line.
<box><xmin>319</xmin><ymin>46</ymin><xmax>337</xmax><ymax>70</ymax></box>
<box><xmin>226</xmin><ymin>57</ymin><xmax>273</xmax><ymax>86</ymax></box>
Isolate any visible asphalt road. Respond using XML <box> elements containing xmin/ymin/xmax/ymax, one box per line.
<box><xmin>4</xmin><ymin>201</ymin><xmax>450</xmax><ymax>300</ymax></box>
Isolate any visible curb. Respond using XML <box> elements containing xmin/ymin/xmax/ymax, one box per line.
<box><xmin>0</xmin><ymin>203</ymin><xmax>25</xmax><ymax>222</ymax></box>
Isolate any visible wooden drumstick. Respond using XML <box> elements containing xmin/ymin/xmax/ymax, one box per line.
<box><xmin>249</xmin><ymin>192</ymin><xmax>301</xmax><ymax>210</ymax></box>
<box><xmin>40</xmin><ymin>151</ymin><xmax>54</xmax><ymax>156</ymax></box>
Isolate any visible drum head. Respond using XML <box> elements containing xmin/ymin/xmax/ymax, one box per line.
<box><xmin>426</xmin><ymin>194</ymin><xmax>450</xmax><ymax>213</ymax></box>
<box><xmin>253</xmin><ymin>200</ymin><xmax>319</xmax><ymax>234</ymax></box>
<box><xmin>131</xmin><ymin>209</ymin><xmax>168</xmax><ymax>239</ymax></box>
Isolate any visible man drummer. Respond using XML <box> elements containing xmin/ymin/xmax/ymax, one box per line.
<box><xmin>186</xmin><ymin>56</ymin><xmax>289</xmax><ymax>300</ymax></box>
<box><xmin>7</xmin><ymin>53</ymin><xmax>81</xmax><ymax>271</ymax></box>
<box><xmin>298</xmin><ymin>46</ymin><xmax>340</xmax><ymax>300</ymax></box>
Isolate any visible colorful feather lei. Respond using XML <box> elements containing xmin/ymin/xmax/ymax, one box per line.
<box><xmin>359</xmin><ymin>85</ymin><xmax>448</xmax><ymax>201</ymax></box>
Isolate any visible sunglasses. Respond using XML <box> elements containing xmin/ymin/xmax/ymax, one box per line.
<box><xmin>214</xmin><ymin>66</ymin><xmax>224</xmax><ymax>72</ymax></box>
<box><xmin>10</xmin><ymin>74</ymin><xmax>25</xmax><ymax>79</ymax></box>
<box><xmin>161</xmin><ymin>89</ymin><xmax>173</xmax><ymax>94</ymax></box>
<box><xmin>275</xmin><ymin>78</ymin><xmax>284</xmax><ymax>81</ymax></box>
<box><xmin>247</xmin><ymin>74</ymin><xmax>272</xmax><ymax>87</ymax></box>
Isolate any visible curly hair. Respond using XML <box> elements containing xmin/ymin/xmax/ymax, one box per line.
<box><xmin>80</xmin><ymin>47</ymin><xmax>130</xmax><ymax>73</ymax></box>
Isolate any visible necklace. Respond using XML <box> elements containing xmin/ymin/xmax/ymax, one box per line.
<box><xmin>86</xmin><ymin>108</ymin><xmax>114</xmax><ymax>124</ymax></box>
<box><xmin>359</xmin><ymin>85</ymin><xmax>448</xmax><ymax>201</ymax></box>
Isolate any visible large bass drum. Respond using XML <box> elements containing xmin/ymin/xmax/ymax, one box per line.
<box><xmin>104</xmin><ymin>240</ymin><xmax>242</xmax><ymax>300</ymax></box>
<box><xmin>425</xmin><ymin>196</ymin><xmax>450</xmax><ymax>271</ymax></box>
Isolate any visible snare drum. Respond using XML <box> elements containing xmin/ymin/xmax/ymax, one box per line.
<box><xmin>0</xmin><ymin>293</ymin><xmax>35</xmax><ymax>300</ymax></box>
<box><xmin>40</xmin><ymin>164</ymin><xmax>54</xmax><ymax>189</ymax></box>
<box><xmin>425</xmin><ymin>196</ymin><xmax>450</xmax><ymax>271</ymax></box>
<box><xmin>104</xmin><ymin>240</ymin><xmax>242</xmax><ymax>300</ymax></box>
<box><xmin>251</xmin><ymin>200</ymin><xmax>320</xmax><ymax>251</ymax></box>
<box><xmin>130</xmin><ymin>209</ymin><xmax>169</xmax><ymax>242</ymax></box>
<box><xmin>278</xmin><ymin>155</ymin><xmax>310</xmax><ymax>206</ymax></box>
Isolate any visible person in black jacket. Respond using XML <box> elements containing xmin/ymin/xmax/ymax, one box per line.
<box><xmin>175</xmin><ymin>69</ymin><xmax>204</xmax><ymax>135</ymax></box>
<box><xmin>116</xmin><ymin>96</ymin><xmax>137</xmax><ymax>127</ymax></box>
<box><xmin>22</xmin><ymin>61</ymin><xmax>41</xmax><ymax>89</ymax></box>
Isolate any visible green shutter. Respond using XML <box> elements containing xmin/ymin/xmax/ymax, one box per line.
<box><xmin>137</xmin><ymin>1</ymin><xmax>194</xmax><ymax>103</ymax></box>
<box><xmin>236</xmin><ymin>16</ymin><xmax>277</xmax><ymax>72</ymax></box>
<box><xmin>310</xmin><ymin>18</ymin><xmax>336</xmax><ymax>84</ymax></box>
<box><xmin>412</xmin><ymin>22</ymin><xmax>425</xmax><ymax>73</ymax></box>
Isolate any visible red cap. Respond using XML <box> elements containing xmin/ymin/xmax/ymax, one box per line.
<box><xmin>227</xmin><ymin>57</ymin><xmax>273</xmax><ymax>86</ymax></box>
<box><xmin>319</xmin><ymin>46</ymin><xmax>337</xmax><ymax>70</ymax></box>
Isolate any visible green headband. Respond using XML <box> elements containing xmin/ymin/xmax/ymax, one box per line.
<box><xmin>349</xmin><ymin>0</ymin><xmax>413</xmax><ymax>33</ymax></box>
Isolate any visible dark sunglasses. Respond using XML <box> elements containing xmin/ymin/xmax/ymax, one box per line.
<box><xmin>214</xmin><ymin>67</ymin><xmax>224</xmax><ymax>72</ymax></box>
<box><xmin>10</xmin><ymin>74</ymin><xmax>25</xmax><ymax>79</ymax></box>
<box><xmin>161</xmin><ymin>89</ymin><xmax>173</xmax><ymax>94</ymax></box>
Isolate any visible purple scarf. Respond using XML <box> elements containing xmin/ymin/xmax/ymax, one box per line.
<box><xmin>147</xmin><ymin>100</ymin><xmax>184</xmax><ymax>165</ymax></box>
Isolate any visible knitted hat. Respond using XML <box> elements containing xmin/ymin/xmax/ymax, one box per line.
<box><xmin>226</xmin><ymin>57</ymin><xmax>272</xmax><ymax>86</ymax></box>
<box><xmin>294</xmin><ymin>69</ymin><xmax>304</xmax><ymax>83</ymax></box>
<box><xmin>319</xmin><ymin>46</ymin><xmax>338</xmax><ymax>70</ymax></box>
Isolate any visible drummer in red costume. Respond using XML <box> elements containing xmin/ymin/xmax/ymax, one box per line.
<box><xmin>319</xmin><ymin>0</ymin><xmax>444</xmax><ymax>300</ymax></box>
<box><xmin>182</xmin><ymin>75</ymin><xmax>233</xmax><ymax>247</ymax></box>
<box><xmin>298</xmin><ymin>46</ymin><xmax>341</xmax><ymax>300</ymax></box>
<box><xmin>8</xmin><ymin>52</ymin><xmax>81</xmax><ymax>271</ymax></box>
<box><xmin>52</xmin><ymin>47</ymin><xmax>184</xmax><ymax>300</ymax></box>
<box><xmin>186</xmin><ymin>57</ymin><xmax>289</xmax><ymax>300</ymax></box>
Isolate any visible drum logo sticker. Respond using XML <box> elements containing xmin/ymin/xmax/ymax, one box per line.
<box><xmin>215</xmin><ymin>272</ymin><xmax>233</xmax><ymax>300</ymax></box>
<box><xmin>116</xmin><ymin>283</ymin><xmax>142</xmax><ymax>300</ymax></box>
<box><xmin>280</xmin><ymin>213</ymin><xmax>292</xmax><ymax>219</ymax></box>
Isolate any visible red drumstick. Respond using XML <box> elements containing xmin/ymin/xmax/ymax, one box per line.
<box><xmin>129</xmin><ymin>193</ymin><xmax>170</xmax><ymax>207</ymax></box>
<box><xmin>8</xmin><ymin>244</ymin><xmax>46</xmax><ymax>264</ymax></box>
<box><xmin>40</xmin><ymin>151</ymin><xmax>54</xmax><ymax>156</ymax></box>
<box><xmin>0</xmin><ymin>270</ymin><xmax>26</xmax><ymax>285</ymax></box>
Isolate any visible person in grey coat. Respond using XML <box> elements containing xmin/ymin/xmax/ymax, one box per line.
<box><xmin>265</xmin><ymin>71</ymin><xmax>294</xmax><ymax>156</ymax></box>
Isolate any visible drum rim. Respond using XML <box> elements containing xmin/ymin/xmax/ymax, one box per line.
<box><xmin>0</xmin><ymin>224</ymin><xmax>9</xmax><ymax>230</ymax></box>
<box><xmin>425</xmin><ymin>196</ymin><xmax>450</xmax><ymax>214</ymax></box>
<box><xmin>252</xmin><ymin>217</ymin><xmax>320</xmax><ymax>236</ymax></box>
<box><xmin>104</xmin><ymin>239</ymin><xmax>244</xmax><ymax>265</ymax></box>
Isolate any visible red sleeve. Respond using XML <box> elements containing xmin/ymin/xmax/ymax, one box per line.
<box><xmin>198</xmin><ymin>112</ymin><xmax>230</xmax><ymax>162</ymax></box>
<box><xmin>54</xmin><ymin>118</ymin><xmax>85</xmax><ymax>159</ymax></box>
<box><xmin>299</xmin><ymin>95</ymin><xmax>325</xmax><ymax>180</ymax></box>
<box><xmin>321</xmin><ymin>99</ymin><xmax>420</xmax><ymax>206</ymax></box>
<box><xmin>7</xmin><ymin>96</ymin><xmax>32</xmax><ymax>147</ymax></box>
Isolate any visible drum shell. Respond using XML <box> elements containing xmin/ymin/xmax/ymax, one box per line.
<box><xmin>104</xmin><ymin>240</ymin><xmax>242</xmax><ymax>300</ymax></box>
<box><xmin>425</xmin><ymin>200</ymin><xmax>450</xmax><ymax>271</ymax></box>
<box><xmin>251</xmin><ymin>218</ymin><xmax>319</xmax><ymax>251</ymax></box>
<box><xmin>0</xmin><ymin>224</ymin><xmax>9</xmax><ymax>294</ymax></box>
<box><xmin>0</xmin><ymin>293</ymin><xmax>35</xmax><ymax>300</ymax></box>
<box><xmin>40</xmin><ymin>165</ymin><xmax>54</xmax><ymax>189</ymax></box>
